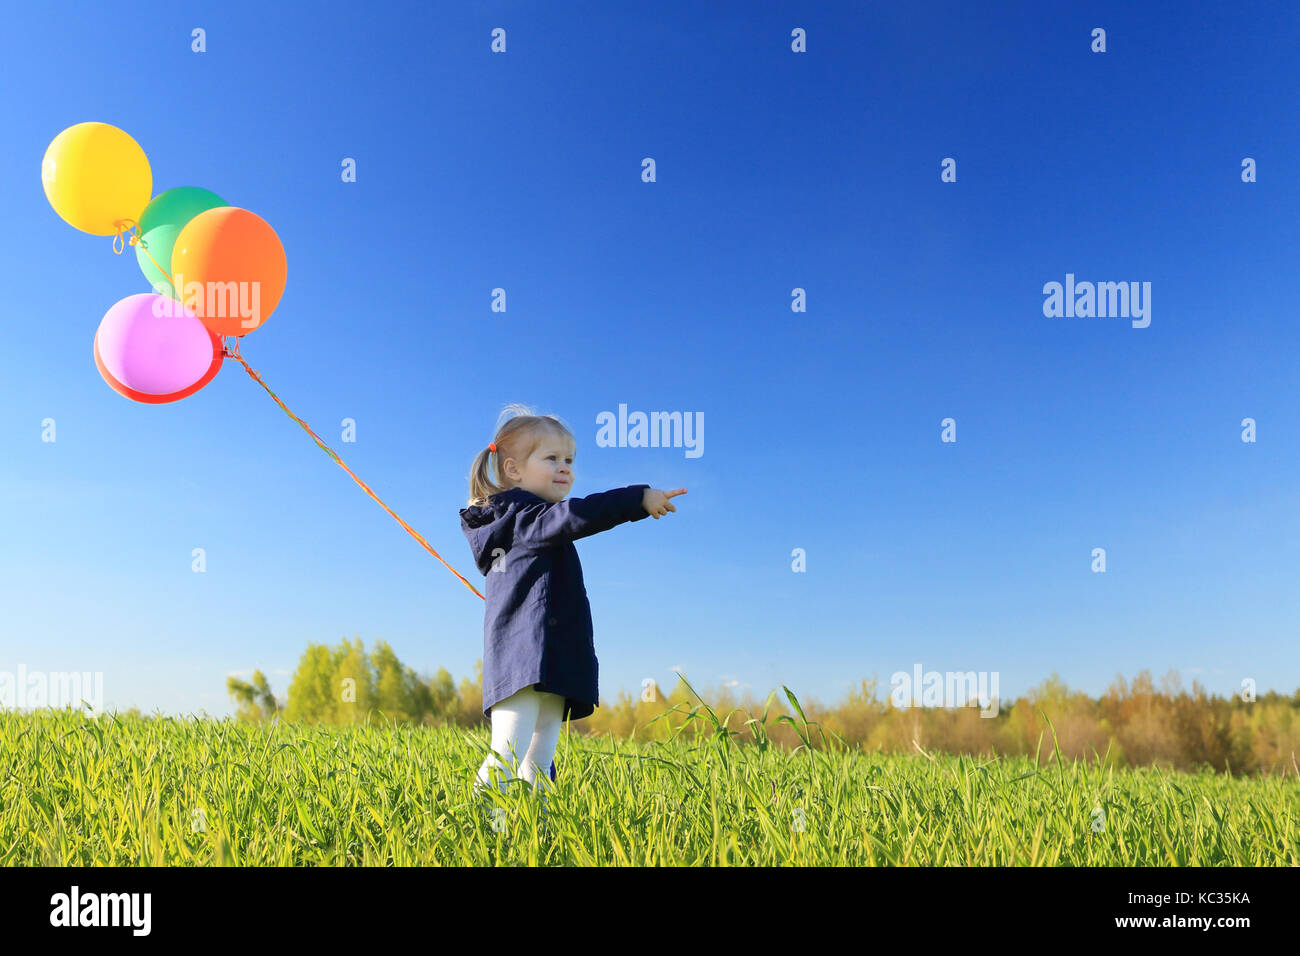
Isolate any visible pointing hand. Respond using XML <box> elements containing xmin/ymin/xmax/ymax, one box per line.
<box><xmin>642</xmin><ymin>488</ymin><xmax>687</xmax><ymax>519</ymax></box>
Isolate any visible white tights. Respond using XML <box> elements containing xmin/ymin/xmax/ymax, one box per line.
<box><xmin>475</xmin><ymin>685</ymin><xmax>565</xmax><ymax>794</ymax></box>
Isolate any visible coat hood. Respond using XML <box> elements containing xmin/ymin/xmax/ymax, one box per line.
<box><xmin>459</xmin><ymin>487</ymin><xmax>538</xmax><ymax>575</ymax></box>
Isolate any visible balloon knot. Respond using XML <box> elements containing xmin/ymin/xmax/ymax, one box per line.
<box><xmin>111</xmin><ymin>218</ymin><xmax>139</xmax><ymax>256</ymax></box>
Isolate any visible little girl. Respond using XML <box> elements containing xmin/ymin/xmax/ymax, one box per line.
<box><xmin>459</xmin><ymin>405</ymin><xmax>685</xmax><ymax>811</ymax></box>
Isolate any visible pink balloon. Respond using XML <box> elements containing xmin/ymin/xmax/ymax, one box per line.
<box><xmin>95</xmin><ymin>293</ymin><xmax>217</xmax><ymax>395</ymax></box>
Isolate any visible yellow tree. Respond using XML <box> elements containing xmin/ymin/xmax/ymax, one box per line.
<box><xmin>284</xmin><ymin>643</ymin><xmax>342</xmax><ymax>724</ymax></box>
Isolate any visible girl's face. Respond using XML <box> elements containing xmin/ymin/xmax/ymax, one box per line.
<box><xmin>505</xmin><ymin>437</ymin><xmax>575</xmax><ymax>502</ymax></box>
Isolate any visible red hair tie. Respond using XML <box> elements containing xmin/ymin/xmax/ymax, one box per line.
<box><xmin>488</xmin><ymin>442</ymin><xmax>497</xmax><ymax>453</ymax></box>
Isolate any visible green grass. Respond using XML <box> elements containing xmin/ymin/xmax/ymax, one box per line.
<box><xmin>2</xmin><ymin>688</ymin><xmax>1296</xmax><ymax>866</ymax></box>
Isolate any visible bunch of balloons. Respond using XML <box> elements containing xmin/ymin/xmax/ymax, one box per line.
<box><xmin>41</xmin><ymin>123</ymin><xmax>487</xmax><ymax>601</ymax></box>
<box><xmin>42</xmin><ymin>121</ymin><xmax>287</xmax><ymax>403</ymax></box>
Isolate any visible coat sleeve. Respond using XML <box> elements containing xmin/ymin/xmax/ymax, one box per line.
<box><xmin>510</xmin><ymin>484</ymin><xmax>651</xmax><ymax>549</ymax></box>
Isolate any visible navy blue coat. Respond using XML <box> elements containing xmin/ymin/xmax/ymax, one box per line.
<box><xmin>459</xmin><ymin>484</ymin><xmax>651</xmax><ymax>723</ymax></box>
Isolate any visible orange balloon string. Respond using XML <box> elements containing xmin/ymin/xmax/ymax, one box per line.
<box><xmin>219</xmin><ymin>336</ymin><xmax>486</xmax><ymax>601</ymax></box>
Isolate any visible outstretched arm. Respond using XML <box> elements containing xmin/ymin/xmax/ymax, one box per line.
<box><xmin>511</xmin><ymin>484</ymin><xmax>652</xmax><ymax>549</ymax></box>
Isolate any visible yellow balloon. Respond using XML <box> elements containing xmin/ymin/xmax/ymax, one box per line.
<box><xmin>41</xmin><ymin>122</ymin><xmax>152</xmax><ymax>236</ymax></box>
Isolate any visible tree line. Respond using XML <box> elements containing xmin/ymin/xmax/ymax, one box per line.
<box><xmin>224</xmin><ymin>636</ymin><xmax>1300</xmax><ymax>776</ymax></box>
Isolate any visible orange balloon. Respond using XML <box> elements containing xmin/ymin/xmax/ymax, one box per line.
<box><xmin>170</xmin><ymin>206</ymin><xmax>287</xmax><ymax>337</ymax></box>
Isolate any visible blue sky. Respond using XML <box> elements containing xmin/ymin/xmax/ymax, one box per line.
<box><xmin>3</xmin><ymin>0</ymin><xmax>1297</xmax><ymax>719</ymax></box>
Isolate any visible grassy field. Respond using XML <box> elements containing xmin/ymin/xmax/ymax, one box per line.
<box><xmin>2</xmin><ymin>694</ymin><xmax>1296</xmax><ymax>866</ymax></box>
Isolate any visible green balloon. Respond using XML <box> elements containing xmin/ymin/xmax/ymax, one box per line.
<box><xmin>136</xmin><ymin>224</ymin><xmax>181</xmax><ymax>298</ymax></box>
<box><xmin>138</xmin><ymin>186</ymin><xmax>226</xmax><ymax>236</ymax></box>
<box><xmin>134</xmin><ymin>186</ymin><xmax>227</xmax><ymax>298</ymax></box>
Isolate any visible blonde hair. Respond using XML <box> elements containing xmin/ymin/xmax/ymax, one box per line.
<box><xmin>467</xmin><ymin>403</ymin><xmax>576</xmax><ymax>507</ymax></box>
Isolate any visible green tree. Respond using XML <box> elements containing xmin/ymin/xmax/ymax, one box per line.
<box><xmin>427</xmin><ymin>667</ymin><xmax>459</xmax><ymax>723</ymax></box>
<box><xmin>285</xmin><ymin>642</ymin><xmax>348</xmax><ymax>724</ymax></box>
<box><xmin>370</xmin><ymin>639</ymin><xmax>432</xmax><ymax>723</ymax></box>
<box><xmin>226</xmin><ymin>669</ymin><xmax>280</xmax><ymax>722</ymax></box>
<box><xmin>333</xmin><ymin>636</ymin><xmax>376</xmax><ymax>726</ymax></box>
